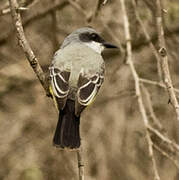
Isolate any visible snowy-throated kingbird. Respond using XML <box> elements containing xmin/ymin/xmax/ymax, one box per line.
<box><xmin>49</xmin><ymin>27</ymin><xmax>118</xmax><ymax>149</ymax></box>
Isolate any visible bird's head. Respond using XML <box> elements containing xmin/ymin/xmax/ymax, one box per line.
<box><xmin>61</xmin><ymin>27</ymin><xmax>118</xmax><ymax>54</ymax></box>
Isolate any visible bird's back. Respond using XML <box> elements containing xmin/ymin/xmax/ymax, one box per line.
<box><xmin>52</xmin><ymin>43</ymin><xmax>105</xmax><ymax>89</ymax></box>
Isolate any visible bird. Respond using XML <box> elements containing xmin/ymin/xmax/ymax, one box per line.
<box><xmin>49</xmin><ymin>27</ymin><xmax>118</xmax><ymax>149</ymax></box>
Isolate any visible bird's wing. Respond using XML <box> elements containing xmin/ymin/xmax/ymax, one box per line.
<box><xmin>49</xmin><ymin>66</ymin><xmax>70</xmax><ymax>110</ymax></box>
<box><xmin>75</xmin><ymin>71</ymin><xmax>104</xmax><ymax>116</ymax></box>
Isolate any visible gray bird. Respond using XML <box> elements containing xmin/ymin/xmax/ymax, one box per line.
<box><xmin>49</xmin><ymin>27</ymin><xmax>118</xmax><ymax>149</ymax></box>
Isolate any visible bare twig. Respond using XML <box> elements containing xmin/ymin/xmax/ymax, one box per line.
<box><xmin>0</xmin><ymin>0</ymin><xmax>38</xmax><ymax>16</ymax></box>
<box><xmin>131</xmin><ymin>0</ymin><xmax>162</xmax><ymax>82</ymax></box>
<box><xmin>141</xmin><ymin>85</ymin><xmax>163</xmax><ymax>130</ymax></box>
<box><xmin>148</xmin><ymin>124</ymin><xmax>179</xmax><ymax>152</ymax></box>
<box><xmin>120</xmin><ymin>0</ymin><xmax>160</xmax><ymax>179</ymax></box>
<box><xmin>102</xmin><ymin>0</ymin><xmax>108</xmax><ymax>5</ymax></box>
<box><xmin>77</xmin><ymin>147</ymin><xmax>85</xmax><ymax>180</ymax></box>
<box><xmin>154</xmin><ymin>144</ymin><xmax>179</xmax><ymax>170</ymax></box>
<box><xmin>0</xmin><ymin>6</ymin><xmax>28</xmax><ymax>16</ymax></box>
<box><xmin>9</xmin><ymin>0</ymin><xmax>49</xmax><ymax>96</ymax></box>
<box><xmin>93</xmin><ymin>0</ymin><xmax>102</xmax><ymax>18</ymax></box>
<box><xmin>89</xmin><ymin>0</ymin><xmax>103</xmax><ymax>23</ymax></box>
<box><xmin>156</xmin><ymin>0</ymin><xmax>179</xmax><ymax>120</ymax></box>
<box><xmin>140</xmin><ymin>78</ymin><xmax>179</xmax><ymax>94</ymax></box>
<box><xmin>0</xmin><ymin>8</ymin><xmax>11</xmax><ymax>15</ymax></box>
<box><xmin>9</xmin><ymin>1</ymin><xmax>85</xmax><ymax>180</ymax></box>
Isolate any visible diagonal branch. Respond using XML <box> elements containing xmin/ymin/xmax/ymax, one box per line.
<box><xmin>153</xmin><ymin>144</ymin><xmax>179</xmax><ymax>170</ymax></box>
<box><xmin>9</xmin><ymin>0</ymin><xmax>49</xmax><ymax>96</ymax></box>
<box><xmin>9</xmin><ymin>1</ymin><xmax>85</xmax><ymax>180</ymax></box>
<box><xmin>148</xmin><ymin>124</ymin><xmax>179</xmax><ymax>152</ymax></box>
<box><xmin>156</xmin><ymin>0</ymin><xmax>179</xmax><ymax>120</ymax></box>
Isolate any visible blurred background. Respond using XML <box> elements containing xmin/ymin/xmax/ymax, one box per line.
<box><xmin>1</xmin><ymin>0</ymin><xmax>179</xmax><ymax>179</ymax></box>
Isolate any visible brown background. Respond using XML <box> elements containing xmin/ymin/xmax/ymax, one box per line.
<box><xmin>1</xmin><ymin>0</ymin><xmax>179</xmax><ymax>179</ymax></box>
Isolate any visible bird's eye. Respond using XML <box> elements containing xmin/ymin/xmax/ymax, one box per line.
<box><xmin>90</xmin><ymin>33</ymin><xmax>98</xmax><ymax>41</ymax></box>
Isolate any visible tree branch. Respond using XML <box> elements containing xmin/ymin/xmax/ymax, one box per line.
<box><xmin>148</xmin><ymin>124</ymin><xmax>179</xmax><ymax>152</ymax></box>
<box><xmin>140</xmin><ymin>78</ymin><xmax>179</xmax><ymax>94</ymax></box>
<box><xmin>120</xmin><ymin>0</ymin><xmax>160</xmax><ymax>179</ymax></box>
<box><xmin>153</xmin><ymin>144</ymin><xmax>179</xmax><ymax>170</ymax></box>
<box><xmin>9</xmin><ymin>1</ymin><xmax>85</xmax><ymax>180</ymax></box>
<box><xmin>9</xmin><ymin>0</ymin><xmax>49</xmax><ymax>96</ymax></box>
<box><xmin>77</xmin><ymin>147</ymin><xmax>84</xmax><ymax>180</ymax></box>
<box><xmin>156</xmin><ymin>0</ymin><xmax>179</xmax><ymax>120</ymax></box>
<box><xmin>141</xmin><ymin>84</ymin><xmax>163</xmax><ymax>130</ymax></box>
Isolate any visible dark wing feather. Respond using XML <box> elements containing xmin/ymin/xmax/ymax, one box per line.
<box><xmin>49</xmin><ymin>67</ymin><xmax>70</xmax><ymax>110</ymax></box>
<box><xmin>75</xmin><ymin>73</ymin><xmax>104</xmax><ymax>116</ymax></box>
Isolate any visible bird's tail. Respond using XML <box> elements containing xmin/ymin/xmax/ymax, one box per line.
<box><xmin>53</xmin><ymin>99</ymin><xmax>80</xmax><ymax>149</ymax></box>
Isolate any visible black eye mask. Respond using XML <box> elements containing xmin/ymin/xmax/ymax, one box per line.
<box><xmin>79</xmin><ymin>32</ymin><xmax>105</xmax><ymax>43</ymax></box>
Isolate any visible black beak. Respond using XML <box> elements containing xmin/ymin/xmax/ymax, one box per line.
<box><xmin>103</xmin><ymin>42</ymin><xmax>118</xmax><ymax>49</ymax></box>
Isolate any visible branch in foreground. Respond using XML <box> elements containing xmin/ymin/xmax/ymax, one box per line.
<box><xmin>120</xmin><ymin>0</ymin><xmax>160</xmax><ymax>179</ymax></box>
<box><xmin>0</xmin><ymin>7</ymin><xmax>11</xmax><ymax>16</ymax></box>
<box><xmin>156</xmin><ymin>0</ymin><xmax>179</xmax><ymax>120</ymax></box>
<box><xmin>9</xmin><ymin>1</ymin><xmax>85</xmax><ymax>180</ymax></box>
<box><xmin>77</xmin><ymin>147</ymin><xmax>84</xmax><ymax>180</ymax></box>
<box><xmin>9</xmin><ymin>0</ymin><xmax>49</xmax><ymax>96</ymax></box>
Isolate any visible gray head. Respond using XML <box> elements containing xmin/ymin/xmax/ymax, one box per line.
<box><xmin>61</xmin><ymin>27</ymin><xmax>118</xmax><ymax>54</ymax></box>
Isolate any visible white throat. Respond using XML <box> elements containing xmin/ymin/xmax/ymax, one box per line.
<box><xmin>85</xmin><ymin>41</ymin><xmax>104</xmax><ymax>54</ymax></box>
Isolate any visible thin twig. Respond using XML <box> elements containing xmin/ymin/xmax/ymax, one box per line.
<box><xmin>154</xmin><ymin>144</ymin><xmax>179</xmax><ymax>170</ymax></box>
<box><xmin>156</xmin><ymin>0</ymin><xmax>179</xmax><ymax>120</ymax></box>
<box><xmin>131</xmin><ymin>0</ymin><xmax>162</xmax><ymax>82</ymax></box>
<box><xmin>0</xmin><ymin>8</ymin><xmax>11</xmax><ymax>15</ymax></box>
<box><xmin>77</xmin><ymin>147</ymin><xmax>85</xmax><ymax>180</ymax></box>
<box><xmin>120</xmin><ymin>0</ymin><xmax>160</xmax><ymax>179</ymax></box>
<box><xmin>140</xmin><ymin>78</ymin><xmax>179</xmax><ymax>94</ymax></box>
<box><xmin>148</xmin><ymin>124</ymin><xmax>179</xmax><ymax>152</ymax></box>
<box><xmin>9</xmin><ymin>0</ymin><xmax>49</xmax><ymax>96</ymax></box>
<box><xmin>0</xmin><ymin>0</ymin><xmax>38</xmax><ymax>16</ymax></box>
<box><xmin>102</xmin><ymin>0</ymin><xmax>108</xmax><ymax>5</ymax></box>
<box><xmin>0</xmin><ymin>6</ymin><xmax>28</xmax><ymax>16</ymax></box>
<box><xmin>141</xmin><ymin>84</ymin><xmax>163</xmax><ymax>130</ymax></box>
<box><xmin>89</xmin><ymin>0</ymin><xmax>103</xmax><ymax>23</ymax></box>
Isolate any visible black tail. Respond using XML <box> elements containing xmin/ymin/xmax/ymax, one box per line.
<box><xmin>53</xmin><ymin>99</ymin><xmax>80</xmax><ymax>149</ymax></box>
